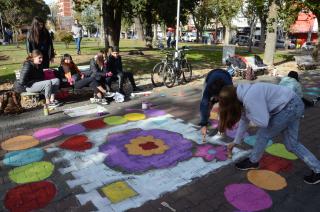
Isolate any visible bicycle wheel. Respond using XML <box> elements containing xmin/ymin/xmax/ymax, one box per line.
<box><xmin>163</xmin><ymin>64</ymin><xmax>176</xmax><ymax>88</ymax></box>
<box><xmin>182</xmin><ymin>61</ymin><xmax>192</xmax><ymax>83</ymax></box>
<box><xmin>151</xmin><ymin>62</ymin><xmax>164</xmax><ymax>87</ymax></box>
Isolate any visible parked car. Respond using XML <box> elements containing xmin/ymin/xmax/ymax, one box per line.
<box><xmin>181</xmin><ymin>32</ymin><xmax>197</xmax><ymax>42</ymax></box>
<box><xmin>237</xmin><ymin>35</ymin><xmax>250</xmax><ymax>46</ymax></box>
<box><xmin>302</xmin><ymin>42</ymin><xmax>316</xmax><ymax>51</ymax></box>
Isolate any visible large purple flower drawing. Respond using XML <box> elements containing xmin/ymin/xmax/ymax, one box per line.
<box><xmin>194</xmin><ymin>144</ymin><xmax>228</xmax><ymax>161</ymax></box>
<box><xmin>99</xmin><ymin>129</ymin><xmax>193</xmax><ymax>173</ymax></box>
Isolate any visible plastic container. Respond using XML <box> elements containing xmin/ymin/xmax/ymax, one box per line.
<box><xmin>142</xmin><ymin>101</ymin><xmax>148</xmax><ymax>110</ymax></box>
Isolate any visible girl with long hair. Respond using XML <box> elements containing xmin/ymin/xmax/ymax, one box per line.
<box><xmin>58</xmin><ymin>54</ymin><xmax>84</xmax><ymax>87</ymax></box>
<box><xmin>220</xmin><ymin>83</ymin><xmax>320</xmax><ymax>185</ymax></box>
<box><xmin>27</xmin><ymin>16</ymin><xmax>54</xmax><ymax>68</ymax></box>
<box><xmin>15</xmin><ymin>50</ymin><xmax>60</xmax><ymax>108</ymax></box>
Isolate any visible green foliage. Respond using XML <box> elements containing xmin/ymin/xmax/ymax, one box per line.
<box><xmin>55</xmin><ymin>31</ymin><xmax>74</xmax><ymax>48</ymax></box>
<box><xmin>1</xmin><ymin>0</ymin><xmax>50</xmax><ymax>27</ymax></box>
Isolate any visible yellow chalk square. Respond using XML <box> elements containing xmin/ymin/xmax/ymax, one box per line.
<box><xmin>101</xmin><ymin>181</ymin><xmax>137</xmax><ymax>203</ymax></box>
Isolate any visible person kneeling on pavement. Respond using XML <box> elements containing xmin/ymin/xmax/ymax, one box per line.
<box><xmin>106</xmin><ymin>46</ymin><xmax>142</xmax><ymax>95</ymax></box>
<box><xmin>222</xmin><ymin>83</ymin><xmax>320</xmax><ymax>185</ymax></box>
<box><xmin>14</xmin><ymin>50</ymin><xmax>61</xmax><ymax>109</ymax></box>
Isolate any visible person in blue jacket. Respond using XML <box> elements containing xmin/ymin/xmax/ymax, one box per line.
<box><xmin>199</xmin><ymin>69</ymin><xmax>233</xmax><ymax>137</ymax></box>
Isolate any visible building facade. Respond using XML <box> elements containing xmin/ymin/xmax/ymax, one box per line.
<box><xmin>56</xmin><ymin>0</ymin><xmax>73</xmax><ymax>30</ymax></box>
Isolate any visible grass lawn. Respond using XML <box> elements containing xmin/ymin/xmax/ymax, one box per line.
<box><xmin>0</xmin><ymin>38</ymin><xmax>293</xmax><ymax>83</ymax></box>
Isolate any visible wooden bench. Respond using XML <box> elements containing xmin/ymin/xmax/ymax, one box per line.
<box><xmin>294</xmin><ymin>55</ymin><xmax>319</xmax><ymax>70</ymax></box>
<box><xmin>15</xmin><ymin>70</ymin><xmax>42</xmax><ymax>109</ymax></box>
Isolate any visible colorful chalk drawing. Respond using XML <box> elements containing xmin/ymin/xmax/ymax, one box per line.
<box><xmin>224</xmin><ymin>183</ymin><xmax>272</xmax><ymax>211</ymax></box>
<box><xmin>244</xmin><ymin>135</ymin><xmax>273</xmax><ymax>147</ymax></box>
<box><xmin>247</xmin><ymin>170</ymin><xmax>287</xmax><ymax>191</ymax></box>
<box><xmin>45</xmin><ymin>114</ymin><xmax>250</xmax><ymax>211</ymax></box>
<box><xmin>60</xmin><ymin>135</ymin><xmax>93</xmax><ymax>151</ymax></box>
<box><xmin>194</xmin><ymin>144</ymin><xmax>228</xmax><ymax>162</ymax></box>
<box><xmin>260</xmin><ymin>154</ymin><xmax>293</xmax><ymax>172</ymax></box>
<box><xmin>60</xmin><ymin>123</ymin><xmax>86</xmax><ymax>135</ymax></box>
<box><xmin>104</xmin><ymin>116</ymin><xmax>128</xmax><ymax>125</ymax></box>
<box><xmin>3</xmin><ymin>148</ymin><xmax>44</xmax><ymax>166</ymax></box>
<box><xmin>1</xmin><ymin>135</ymin><xmax>39</xmax><ymax>151</ymax></box>
<box><xmin>9</xmin><ymin>161</ymin><xmax>54</xmax><ymax>184</ymax></box>
<box><xmin>123</xmin><ymin>113</ymin><xmax>146</xmax><ymax>121</ymax></box>
<box><xmin>33</xmin><ymin>128</ymin><xmax>63</xmax><ymax>142</ymax></box>
<box><xmin>266</xmin><ymin>143</ymin><xmax>298</xmax><ymax>160</ymax></box>
<box><xmin>101</xmin><ymin>181</ymin><xmax>138</xmax><ymax>203</ymax></box>
<box><xmin>4</xmin><ymin>181</ymin><xmax>57</xmax><ymax>212</ymax></box>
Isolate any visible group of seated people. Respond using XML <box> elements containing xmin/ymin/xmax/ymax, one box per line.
<box><xmin>14</xmin><ymin>46</ymin><xmax>141</xmax><ymax>108</ymax></box>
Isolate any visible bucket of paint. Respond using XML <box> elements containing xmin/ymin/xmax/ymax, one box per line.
<box><xmin>142</xmin><ymin>101</ymin><xmax>148</xmax><ymax>110</ymax></box>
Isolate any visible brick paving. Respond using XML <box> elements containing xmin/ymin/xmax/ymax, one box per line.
<box><xmin>0</xmin><ymin>70</ymin><xmax>320</xmax><ymax>212</ymax></box>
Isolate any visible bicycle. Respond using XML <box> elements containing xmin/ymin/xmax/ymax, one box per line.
<box><xmin>151</xmin><ymin>50</ymin><xmax>174</xmax><ymax>87</ymax></box>
<box><xmin>163</xmin><ymin>46</ymin><xmax>192</xmax><ymax>88</ymax></box>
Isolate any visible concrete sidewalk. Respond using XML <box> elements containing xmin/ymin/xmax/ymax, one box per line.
<box><xmin>0</xmin><ymin>71</ymin><xmax>320</xmax><ymax>212</ymax></box>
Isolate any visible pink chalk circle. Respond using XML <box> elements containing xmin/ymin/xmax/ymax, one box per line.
<box><xmin>60</xmin><ymin>124</ymin><xmax>86</xmax><ymax>135</ymax></box>
<box><xmin>33</xmin><ymin>128</ymin><xmax>62</xmax><ymax>142</ymax></box>
<box><xmin>224</xmin><ymin>183</ymin><xmax>272</xmax><ymax>211</ymax></box>
<box><xmin>144</xmin><ymin>109</ymin><xmax>166</xmax><ymax>117</ymax></box>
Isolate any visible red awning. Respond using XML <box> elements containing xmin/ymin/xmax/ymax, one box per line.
<box><xmin>290</xmin><ymin>12</ymin><xmax>316</xmax><ymax>33</ymax></box>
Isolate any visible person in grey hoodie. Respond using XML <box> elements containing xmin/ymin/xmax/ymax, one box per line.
<box><xmin>71</xmin><ymin>19</ymin><xmax>83</xmax><ymax>55</ymax></box>
<box><xmin>220</xmin><ymin>82</ymin><xmax>320</xmax><ymax>184</ymax></box>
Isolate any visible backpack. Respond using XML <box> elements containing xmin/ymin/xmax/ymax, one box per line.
<box><xmin>0</xmin><ymin>91</ymin><xmax>23</xmax><ymax>114</ymax></box>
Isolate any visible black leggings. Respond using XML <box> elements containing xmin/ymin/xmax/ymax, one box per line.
<box><xmin>105</xmin><ymin>72</ymin><xmax>136</xmax><ymax>92</ymax></box>
<box><xmin>74</xmin><ymin>77</ymin><xmax>100</xmax><ymax>93</ymax></box>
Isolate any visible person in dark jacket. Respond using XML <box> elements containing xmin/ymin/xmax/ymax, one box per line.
<box><xmin>57</xmin><ymin>54</ymin><xmax>84</xmax><ymax>87</ymax></box>
<box><xmin>105</xmin><ymin>46</ymin><xmax>141</xmax><ymax>94</ymax></box>
<box><xmin>15</xmin><ymin>50</ymin><xmax>60</xmax><ymax>108</ymax></box>
<box><xmin>26</xmin><ymin>16</ymin><xmax>54</xmax><ymax>68</ymax></box>
<box><xmin>77</xmin><ymin>52</ymin><xmax>111</xmax><ymax>104</ymax></box>
<box><xmin>199</xmin><ymin>69</ymin><xmax>233</xmax><ymax>138</ymax></box>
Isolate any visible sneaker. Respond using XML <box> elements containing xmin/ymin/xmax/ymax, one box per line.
<box><xmin>313</xmin><ymin>96</ymin><xmax>320</xmax><ymax>105</ymax></box>
<box><xmin>235</xmin><ymin>158</ymin><xmax>259</xmax><ymax>170</ymax></box>
<box><xmin>90</xmin><ymin>97</ymin><xmax>100</xmax><ymax>103</ymax></box>
<box><xmin>98</xmin><ymin>98</ymin><xmax>109</xmax><ymax>105</ymax></box>
<box><xmin>105</xmin><ymin>92</ymin><xmax>115</xmax><ymax>98</ymax></box>
<box><xmin>304</xmin><ymin>171</ymin><xmax>320</xmax><ymax>184</ymax></box>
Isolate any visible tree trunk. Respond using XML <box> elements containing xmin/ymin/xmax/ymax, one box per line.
<box><xmin>102</xmin><ymin>0</ymin><xmax>123</xmax><ymax>49</ymax></box>
<box><xmin>134</xmin><ymin>17</ymin><xmax>145</xmax><ymax>41</ymax></box>
<box><xmin>145</xmin><ymin>3</ymin><xmax>153</xmax><ymax>48</ymax></box>
<box><xmin>248</xmin><ymin>17</ymin><xmax>257</xmax><ymax>53</ymax></box>
<box><xmin>259</xmin><ymin>19</ymin><xmax>267</xmax><ymax>50</ymax></box>
<box><xmin>224</xmin><ymin>26</ymin><xmax>230</xmax><ymax>45</ymax></box>
<box><xmin>263</xmin><ymin>0</ymin><xmax>277</xmax><ymax>66</ymax></box>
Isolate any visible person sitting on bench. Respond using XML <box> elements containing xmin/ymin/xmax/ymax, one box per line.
<box><xmin>105</xmin><ymin>46</ymin><xmax>142</xmax><ymax>94</ymax></box>
<box><xmin>14</xmin><ymin>50</ymin><xmax>60</xmax><ymax>108</ymax></box>
<box><xmin>57</xmin><ymin>53</ymin><xmax>84</xmax><ymax>87</ymax></box>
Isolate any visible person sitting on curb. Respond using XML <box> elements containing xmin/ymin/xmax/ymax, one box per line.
<box><xmin>14</xmin><ymin>50</ymin><xmax>60</xmax><ymax>109</ymax></box>
<box><xmin>279</xmin><ymin>71</ymin><xmax>320</xmax><ymax>107</ymax></box>
<box><xmin>223</xmin><ymin>83</ymin><xmax>320</xmax><ymax>184</ymax></box>
<box><xmin>106</xmin><ymin>46</ymin><xmax>142</xmax><ymax>95</ymax></box>
<box><xmin>199</xmin><ymin>69</ymin><xmax>233</xmax><ymax>140</ymax></box>
<box><xmin>57</xmin><ymin>54</ymin><xmax>84</xmax><ymax>87</ymax></box>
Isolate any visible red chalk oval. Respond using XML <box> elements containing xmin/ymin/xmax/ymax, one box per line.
<box><xmin>82</xmin><ymin>119</ymin><xmax>106</xmax><ymax>130</ymax></box>
<box><xmin>60</xmin><ymin>135</ymin><xmax>92</xmax><ymax>151</ymax></box>
<box><xmin>4</xmin><ymin>181</ymin><xmax>56</xmax><ymax>212</ymax></box>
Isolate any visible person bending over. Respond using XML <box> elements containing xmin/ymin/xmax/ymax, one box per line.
<box><xmin>222</xmin><ymin>83</ymin><xmax>320</xmax><ymax>184</ymax></box>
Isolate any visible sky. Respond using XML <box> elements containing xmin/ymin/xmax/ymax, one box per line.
<box><xmin>44</xmin><ymin>0</ymin><xmax>54</xmax><ymax>5</ymax></box>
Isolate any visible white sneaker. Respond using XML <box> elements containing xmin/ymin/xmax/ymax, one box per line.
<box><xmin>90</xmin><ymin>97</ymin><xmax>100</xmax><ymax>103</ymax></box>
<box><xmin>105</xmin><ymin>92</ymin><xmax>115</xmax><ymax>98</ymax></box>
<box><xmin>98</xmin><ymin>98</ymin><xmax>109</xmax><ymax>105</ymax></box>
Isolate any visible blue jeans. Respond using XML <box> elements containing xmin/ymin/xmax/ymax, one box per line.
<box><xmin>250</xmin><ymin>94</ymin><xmax>320</xmax><ymax>173</ymax></box>
<box><xmin>75</xmin><ymin>37</ymin><xmax>82</xmax><ymax>53</ymax></box>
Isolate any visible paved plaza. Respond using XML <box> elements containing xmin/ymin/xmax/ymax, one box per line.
<box><xmin>1</xmin><ymin>71</ymin><xmax>320</xmax><ymax>212</ymax></box>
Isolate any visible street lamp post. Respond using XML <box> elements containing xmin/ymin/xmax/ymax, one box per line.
<box><xmin>175</xmin><ymin>0</ymin><xmax>181</xmax><ymax>51</ymax></box>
